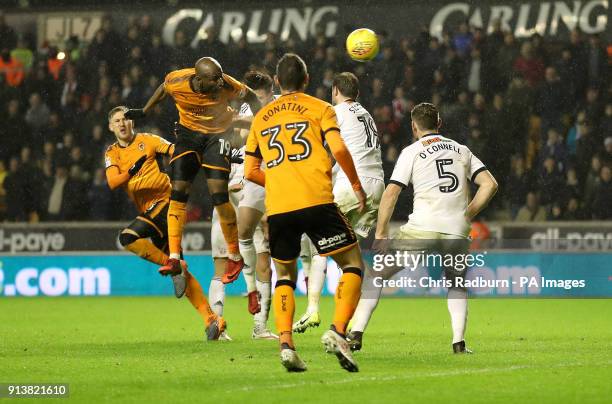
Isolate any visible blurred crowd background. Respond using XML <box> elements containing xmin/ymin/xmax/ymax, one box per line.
<box><xmin>0</xmin><ymin>13</ymin><xmax>610</xmax><ymax>223</ymax></box>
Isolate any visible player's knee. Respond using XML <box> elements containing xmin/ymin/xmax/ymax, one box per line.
<box><xmin>170</xmin><ymin>189</ymin><xmax>189</xmax><ymax>203</ymax></box>
<box><xmin>275</xmin><ymin>279</ymin><xmax>296</xmax><ymax>289</ymax></box>
<box><xmin>342</xmin><ymin>266</ymin><xmax>363</xmax><ymax>278</ymax></box>
<box><xmin>119</xmin><ymin>231</ymin><xmax>139</xmax><ymax>247</ymax></box>
<box><xmin>211</xmin><ymin>192</ymin><xmax>229</xmax><ymax>206</ymax></box>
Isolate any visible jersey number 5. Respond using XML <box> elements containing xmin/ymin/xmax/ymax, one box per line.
<box><xmin>435</xmin><ymin>159</ymin><xmax>459</xmax><ymax>193</ymax></box>
<box><xmin>261</xmin><ymin>122</ymin><xmax>311</xmax><ymax>168</ymax></box>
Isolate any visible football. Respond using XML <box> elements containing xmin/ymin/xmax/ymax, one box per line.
<box><xmin>346</xmin><ymin>28</ymin><xmax>379</xmax><ymax>61</ymax></box>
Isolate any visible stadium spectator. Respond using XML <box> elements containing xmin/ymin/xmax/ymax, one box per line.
<box><xmin>591</xmin><ymin>164</ymin><xmax>612</xmax><ymax>219</ymax></box>
<box><xmin>24</xmin><ymin>92</ymin><xmax>51</xmax><ymax>133</ymax></box>
<box><xmin>515</xmin><ymin>191</ymin><xmax>547</xmax><ymax>222</ymax></box>
<box><xmin>513</xmin><ymin>42</ymin><xmax>545</xmax><ymax>88</ymax></box>
<box><xmin>538</xmin><ymin>157</ymin><xmax>565</xmax><ymax>206</ymax></box>
<box><xmin>536</xmin><ymin>67</ymin><xmax>566</xmax><ymax>137</ymax></box>
<box><xmin>540</xmin><ymin>128</ymin><xmax>567</xmax><ymax>171</ymax></box>
<box><xmin>0</xmin><ymin>12</ymin><xmax>17</xmax><ymax>51</ymax></box>
<box><xmin>0</xmin><ymin>47</ymin><xmax>24</xmax><ymax>87</ymax></box>
<box><xmin>3</xmin><ymin>157</ymin><xmax>24</xmax><ymax>221</ymax></box>
<box><xmin>45</xmin><ymin>165</ymin><xmax>76</xmax><ymax>221</ymax></box>
<box><xmin>507</xmin><ymin>156</ymin><xmax>535</xmax><ymax>218</ymax></box>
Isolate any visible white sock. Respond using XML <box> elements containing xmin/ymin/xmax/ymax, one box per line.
<box><xmin>350</xmin><ymin>270</ymin><xmax>383</xmax><ymax>333</ymax></box>
<box><xmin>299</xmin><ymin>236</ymin><xmax>312</xmax><ymax>277</ymax></box>
<box><xmin>254</xmin><ymin>280</ymin><xmax>271</xmax><ymax>326</ymax></box>
<box><xmin>208</xmin><ymin>277</ymin><xmax>225</xmax><ymax>317</ymax></box>
<box><xmin>239</xmin><ymin>238</ymin><xmax>257</xmax><ymax>293</ymax></box>
<box><xmin>169</xmin><ymin>253</ymin><xmax>180</xmax><ymax>260</ymax></box>
<box><xmin>306</xmin><ymin>254</ymin><xmax>327</xmax><ymax>314</ymax></box>
<box><xmin>447</xmin><ymin>287</ymin><xmax>468</xmax><ymax>343</ymax></box>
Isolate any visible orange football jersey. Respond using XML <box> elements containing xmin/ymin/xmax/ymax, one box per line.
<box><xmin>105</xmin><ymin>133</ymin><xmax>173</xmax><ymax>213</ymax></box>
<box><xmin>164</xmin><ymin>69</ymin><xmax>246</xmax><ymax>134</ymax></box>
<box><xmin>245</xmin><ymin>92</ymin><xmax>340</xmax><ymax>215</ymax></box>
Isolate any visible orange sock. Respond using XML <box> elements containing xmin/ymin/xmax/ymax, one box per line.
<box><xmin>125</xmin><ymin>239</ymin><xmax>168</xmax><ymax>265</ymax></box>
<box><xmin>185</xmin><ymin>271</ymin><xmax>217</xmax><ymax>326</ymax></box>
<box><xmin>215</xmin><ymin>202</ymin><xmax>239</xmax><ymax>255</ymax></box>
<box><xmin>273</xmin><ymin>280</ymin><xmax>296</xmax><ymax>348</ymax></box>
<box><xmin>333</xmin><ymin>268</ymin><xmax>362</xmax><ymax>335</ymax></box>
<box><xmin>167</xmin><ymin>200</ymin><xmax>187</xmax><ymax>257</ymax></box>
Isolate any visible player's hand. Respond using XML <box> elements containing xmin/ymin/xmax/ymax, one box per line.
<box><xmin>229</xmin><ymin>182</ymin><xmax>243</xmax><ymax>192</ymax></box>
<box><xmin>230</xmin><ymin>148</ymin><xmax>244</xmax><ymax>164</ymax></box>
<box><xmin>124</xmin><ymin>109</ymin><xmax>146</xmax><ymax>120</ymax></box>
<box><xmin>354</xmin><ymin>187</ymin><xmax>367</xmax><ymax>213</ymax></box>
<box><xmin>372</xmin><ymin>237</ymin><xmax>390</xmax><ymax>254</ymax></box>
<box><xmin>128</xmin><ymin>155</ymin><xmax>147</xmax><ymax>177</ymax></box>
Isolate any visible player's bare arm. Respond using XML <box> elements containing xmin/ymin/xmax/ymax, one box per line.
<box><xmin>326</xmin><ymin>130</ymin><xmax>366</xmax><ymax>212</ymax></box>
<box><xmin>124</xmin><ymin>83</ymin><xmax>167</xmax><ymax>120</ymax></box>
<box><xmin>374</xmin><ymin>183</ymin><xmax>402</xmax><ymax>239</ymax></box>
<box><xmin>466</xmin><ymin>170</ymin><xmax>498</xmax><ymax>220</ymax></box>
<box><xmin>242</xmin><ymin>87</ymin><xmax>262</xmax><ymax>115</ymax></box>
<box><xmin>244</xmin><ymin>154</ymin><xmax>265</xmax><ymax>186</ymax></box>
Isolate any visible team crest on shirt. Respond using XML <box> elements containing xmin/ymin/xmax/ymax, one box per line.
<box><xmin>138</xmin><ymin>142</ymin><xmax>145</xmax><ymax>151</ymax></box>
<box><xmin>421</xmin><ymin>137</ymin><xmax>441</xmax><ymax>146</ymax></box>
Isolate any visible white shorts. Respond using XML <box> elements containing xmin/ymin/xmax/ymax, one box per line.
<box><xmin>239</xmin><ymin>179</ymin><xmax>265</xmax><ymax>213</ymax></box>
<box><xmin>333</xmin><ymin>176</ymin><xmax>385</xmax><ymax>239</ymax></box>
<box><xmin>211</xmin><ymin>189</ymin><xmax>269</xmax><ymax>258</ymax></box>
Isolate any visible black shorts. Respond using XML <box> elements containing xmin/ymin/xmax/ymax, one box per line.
<box><xmin>172</xmin><ymin>124</ymin><xmax>232</xmax><ymax>179</ymax></box>
<box><xmin>268</xmin><ymin>203</ymin><xmax>358</xmax><ymax>263</ymax></box>
<box><xmin>126</xmin><ymin>200</ymin><xmax>169</xmax><ymax>252</ymax></box>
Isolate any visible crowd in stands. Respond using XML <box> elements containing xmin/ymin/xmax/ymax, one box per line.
<box><xmin>0</xmin><ymin>12</ymin><xmax>610</xmax><ymax>222</ymax></box>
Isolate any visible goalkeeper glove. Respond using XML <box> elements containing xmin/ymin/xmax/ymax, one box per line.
<box><xmin>128</xmin><ymin>155</ymin><xmax>147</xmax><ymax>177</ymax></box>
<box><xmin>124</xmin><ymin>109</ymin><xmax>146</xmax><ymax>120</ymax></box>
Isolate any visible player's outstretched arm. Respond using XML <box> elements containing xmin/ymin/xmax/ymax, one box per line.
<box><xmin>106</xmin><ymin>156</ymin><xmax>147</xmax><ymax>190</ymax></box>
<box><xmin>244</xmin><ymin>154</ymin><xmax>265</xmax><ymax>187</ymax></box>
<box><xmin>326</xmin><ymin>131</ymin><xmax>366</xmax><ymax>212</ymax></box>
<box><xmin>243</xmin><ymin>88</ymin><xmax>262</xmax><ymax>115</ymax></box>
<box><xmin>375</xmin><ymin>183</ymin><xmax>402</xmax><ymax>239</ymax></box>
<box><xmin>466</xmin><ymin>170</ymin><xmax>498</xmax><ymax>220</ymax></box>
<box><xmin>125</xmin><ymin>83</ymin><xmax>167</xmax><ymax>119</ymax></box>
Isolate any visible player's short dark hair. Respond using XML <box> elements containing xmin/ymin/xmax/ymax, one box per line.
<box><xmin>276</xmin><ymin>53</ymin><xmax>307</xmax><ymax>91</ymax></box>
<box><xmin>108</xmin><ymin>105</ymin><xmax>128</xmax><ymax>121</ymax></box>
<box><xmin>332</xmin><ymin>72</ymin><xmax>359</xmax><ymax>100</ymax></box>
<box><xmin>243</xmin><ymin>71</ymin><xmax>273</xmax><ymax>91</ymax></box>
<box><xmin>411</xmin><ymin>102</ymin><xmax>440</xmax><ymax>131</ymax></box>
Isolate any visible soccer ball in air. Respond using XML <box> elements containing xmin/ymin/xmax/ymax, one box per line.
<box><xmin>346</xmin><ymin>28</ymin><xmax>379</xmax><ymax>62</ymax></box>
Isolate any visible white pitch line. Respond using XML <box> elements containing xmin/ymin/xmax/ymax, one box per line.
<box><xmin>232</xmin><ymin>361</ymin><xmax>612</xmax><ymax>393</ymax></box>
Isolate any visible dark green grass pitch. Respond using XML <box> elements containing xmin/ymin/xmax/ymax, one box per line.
<box><xmin>1</xmin><ymin>297</ymin><xmax>611</xmax><ymax>403</ymax></box>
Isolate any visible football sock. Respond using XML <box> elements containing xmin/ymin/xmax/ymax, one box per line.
<box><xmin>238</xmin><ymin>238</ymin><xmax>257</xmax><ymax>293</ymax></box>
<box><xmin>215</xmin><ymin>202</ymin><xmax>239</xmax><ymax>256</ymax></box>
<box><xmin>185</xmin><ymin>271</ymin><xmax>216</xmax><ymax>326</ymax></box>
<box><xmin>254</xmin><ymin>280</ymin><xmax>272</xmax><ymax>325</ymax></box>
<box><xmin>167</xmin><ymin>200</ymin><xmax>187</xmax><ymax>259</ymax></box>
<box><xmin>125</xmin><ymin>239</ymin><xmax>168</xmax><ymax>265</ymax></box>
<box><xmin>306</xmin><ymin>254</ymin><xmax>327</xmax><ymax>314</ymax></box>
<box><xmin>349</xmin><ymin>270</ymin><xmax>382</xmax><ymax>333</ymax></box>
<box><xmin>332</xmin><ymin>267</ymin><xmax>362</xmax><ymax>336</ymax></box>
<box><xmin>273</xmin><ymin>280</ymin><xmax>296</xmax><ymax>349</ymax></box>
<box><xmin>208</xmin><ymin>276</ymin><xmax>225</xmax><ymax>317</ymax></box>
<box><xmin>447</xmin><ymin>287</ymin><xmax>468</xmax><ymax>343</ymax></box>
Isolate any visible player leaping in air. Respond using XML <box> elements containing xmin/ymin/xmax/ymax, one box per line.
<box><xmin>105</xmin><ymin>106</ymin><xmax>226</xmax><ymax>340</ymax></box>
<box><xmin>124</xmin><ymin>57</ymin><xmax>261</xmax><ymax>292</ymax></box>
<box><xmin>348</xmin><ymin>102</ymin><xmax>498</xmax><ymax>353</ymax></box>
<box><xmin>245</xmin><ymin>54</ymin><xmax>367</xmax><ymax>372</ymax></box>
<box><xmin>293</xmin><ymin>72</ymin><xmax>385</xmax><ymax>334</ymax></box>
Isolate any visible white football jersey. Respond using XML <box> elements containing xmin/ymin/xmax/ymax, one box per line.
<box><xmin>390</xmin><ymin>133</ymin><xmax>486</xmax><ymax>237</ymax></box>
<box><xmin>333</xmin><ymin>101</ymin><xmax>384</xmax><ymax>181</ymax></box>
